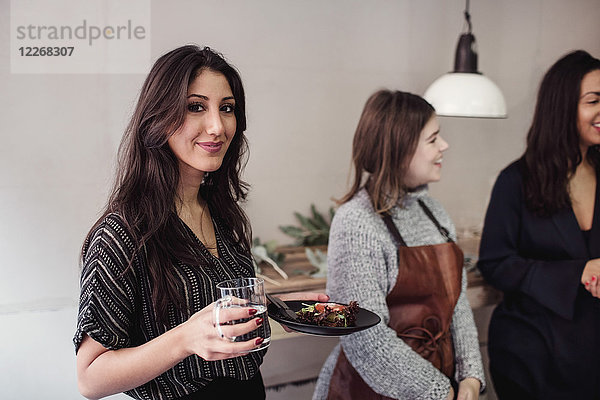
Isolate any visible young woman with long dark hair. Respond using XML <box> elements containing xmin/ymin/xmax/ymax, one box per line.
<box><xmin>73</xmin><ymin>45</ymin><xmax>327</xmax><ymax>400</ymax></box>
<box><xmin>477</xmin><ymin>50</ymin><xmax>600</xmax><ymax>399</ymax></box>
<box><xmin>313</xmin><ymin>90</ymin><xmax>485</xmax><ymax>400</ymax></box>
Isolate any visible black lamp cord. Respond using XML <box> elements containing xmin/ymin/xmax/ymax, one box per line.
<box><xmin>464</xmin><ymin>0</ymin><xmax>472</xmax><ymax>33</ymax></box>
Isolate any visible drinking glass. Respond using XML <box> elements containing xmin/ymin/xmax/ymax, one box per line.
<box><xmin>214</xmin><ymin>277</ymin><xmax>271</xmax><ymax>351</ymax></box>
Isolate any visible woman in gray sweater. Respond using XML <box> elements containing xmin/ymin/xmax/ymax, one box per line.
<box><xmin>313</xmin><ymin>90</ymin><xmax>485</xmax><ymax>400</ymax></box>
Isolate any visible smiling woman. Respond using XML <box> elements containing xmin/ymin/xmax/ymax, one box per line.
<box><xmin>72</xmin><ymin>45</ymin><xmax>328</xmax><ymax>400</ymax></box>
<box><xmin>577</xmin><ymin>69</ymin><xmax>600</xmax><ymax>150</ymax></box>
<box><xmin>403</xmin><ymin>116</ymin><xmax>449</xmax><ymax>188</ymax></box>
<box><xmin>477</xmin><ymin>50</ymin><xmax>600</xmax><ymax>400</ymax></box>
<box><xmin>168</xmin><ymin>70</ymin><xmax>238</xmax><ymax>177</ymax></box>
<box><xmin>313</xmin><ymin>90</ymin><xmax>485</xmax><ymax>400</ymax></box>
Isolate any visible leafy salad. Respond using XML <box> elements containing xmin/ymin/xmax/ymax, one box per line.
<box><xmin>295</xmin><ymin>301</ymin><xmax>359</xmax><ymax>327</ymax></box>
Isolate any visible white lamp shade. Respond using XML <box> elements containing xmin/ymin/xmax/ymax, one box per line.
<box><xmin>424</xmin><ymin>72</ymin><xmax>507</xmax><ymax>118</ymax></box>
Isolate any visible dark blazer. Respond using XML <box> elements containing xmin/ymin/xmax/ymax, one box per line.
<box><xmin>477</xmin><ymin>160</ymin><xmax>600</xmax><ymax>399</ymax></box>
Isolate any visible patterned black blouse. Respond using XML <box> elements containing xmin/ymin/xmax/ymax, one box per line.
<box><xmin>73</xmin><ymin>213</ymin><xmax>264</xmax><ymax>399</ymax></box>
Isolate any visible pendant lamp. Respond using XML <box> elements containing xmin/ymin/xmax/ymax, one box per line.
<box><xmin>423</xmin><ymin>0</ymin><xmax>507</xmax><ymax>118</ymax></box>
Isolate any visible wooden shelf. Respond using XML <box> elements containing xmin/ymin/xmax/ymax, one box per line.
<box><xmin>261</xmin><ymin>246</ymin><xmax>326</xmax><ymax>294</ymax></box>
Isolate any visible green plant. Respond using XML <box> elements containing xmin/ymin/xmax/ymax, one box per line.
<box><xmin>251</xmin><ymin>238</ymin><xmax>287</xmax><ymax>284</ymax></box>
<box><xmin>252</xmin><ymin>237</ymin><xmax>285</xmax><ymax>265</ymax></box>
<box><xmin>305</xmin><ymin>247</ymin><xmax>327</xmax><ymax>277</ymax></box>
<box><xmin>279</xmin><ymin>204</ymin><xmax>335</xmax><ymax>246</ymax></box>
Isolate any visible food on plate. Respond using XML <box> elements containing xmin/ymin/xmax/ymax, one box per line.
<box><xmin>295</xmin><ymin>301</ymin><xmax>359</xmax><ymax>327</ymax></box>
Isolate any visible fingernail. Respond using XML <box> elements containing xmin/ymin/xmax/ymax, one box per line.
<box><xmin>593</xmin><ymin>276</ymin><xmax>597</xmax><ymax>281</ymax></box>
<box><xmin>249</xmin><ymin>309</ymin><xmax>258</xmax><ymax>316</ymax></box>
<box><xmin>256</xmin><ymin>318</ymin><xmax>263</xmax><ymax>326</ymax></box>
<box><xmin>586</xmin><ymin>281</ymin><xmax>590</xmax><ymax>286</ymax></box>
<box><xmin>255</xmin><ymin>337</ymin><xmax>264</xmax><ymax>345</ymax></box>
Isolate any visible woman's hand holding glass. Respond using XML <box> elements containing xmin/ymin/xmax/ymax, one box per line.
<box><xmin>181</xmin><ymin>300</ymin><xmax>265</xmax><ymax>361</ymax></box>
<box><xmin>212</xmin><ymin>277</ymin><xmax>271</xmax><ymax>351</ymax></box>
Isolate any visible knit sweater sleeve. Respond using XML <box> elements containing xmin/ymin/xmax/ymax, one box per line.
<box><xmin>322</xmin><ymin>200</ymin><xmax>453</xmax><ymax>400</ymax></box>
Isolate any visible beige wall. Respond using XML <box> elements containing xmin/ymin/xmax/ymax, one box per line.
<box><xmin>2</xmin><ymin>1</ymin><xmax>600</xmax><ymax>398</ymax></box>
<box><xmin>2</xmin><ymin>0</ymin><xmax>600</xmax><ymax>314</ymax></box>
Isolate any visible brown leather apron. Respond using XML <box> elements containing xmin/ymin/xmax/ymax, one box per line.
<box><xmin>327</xmin><ymin>200</ymin><xmax>463</xmax><ymax>400</ymax></box>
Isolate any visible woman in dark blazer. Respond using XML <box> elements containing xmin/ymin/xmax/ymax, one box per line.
<box><xmin>478</xmin><ymin>50</ymin><xmax>600</xmax><ymax>399</ymax></box>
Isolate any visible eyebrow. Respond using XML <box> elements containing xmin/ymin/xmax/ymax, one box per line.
<box><xmin>426</xmin><ymin>130</ymin><xmax>440</xmax><ymax>141</ymax></box>
<box><xmin>187</xmin><ymin>94</ymin><xmax>235</xmax><ymax>101</ymax></box>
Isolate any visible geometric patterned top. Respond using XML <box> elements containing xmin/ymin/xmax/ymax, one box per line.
<box><xmin>74</xmin><ymin>213</ymin><xmax>264</xmax><ymax>399</ymax></box>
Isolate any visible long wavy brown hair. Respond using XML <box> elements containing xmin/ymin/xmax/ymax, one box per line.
<box><xmin>521</xmin><ymin>50</ymin><xmax>600</xmax><ymax>216</ymax></box>
<box><xmin>338</xmin><ymin>90</ymin><xmax>435</xmax><ymax>213</ymax></box>
<box><xmin>82</xmin><ymin>45</ymin><xmax>251</xmax><ymax>323</ymax></box>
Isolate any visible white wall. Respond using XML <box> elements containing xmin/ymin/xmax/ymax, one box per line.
<box><xmin>1</xmin><ymin>0</ymin><xmax>599</xmax><ymax>398</ymax></box>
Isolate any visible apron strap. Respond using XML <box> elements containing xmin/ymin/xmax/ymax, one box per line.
<box><xmin>417</xmin><ymin>199</ymin><xmax>453</xmax><ymax>243</ymax></box>
<box><xmin>381</xmin><ymin>199</ymin><xmax>453</xmax><ymax>246</ymax></box>
<box><xmin>381</xmin><ymin>212</ymin><xmax>407</xmax><ymax>246</ymax></box>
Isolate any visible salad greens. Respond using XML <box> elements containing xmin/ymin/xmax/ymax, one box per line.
<box><xmin>295</xmin><ymin>301</ymin><xmax>359</xmax><ymax>327</ymax></box>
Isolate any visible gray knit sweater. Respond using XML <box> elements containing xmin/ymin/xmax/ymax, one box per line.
<box><xmin>313</xmin><ymin>187</ymin><xmax>485</xmax><ymax>400</ymax></box>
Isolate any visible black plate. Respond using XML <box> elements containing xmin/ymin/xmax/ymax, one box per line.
<box><xmin>267</xmin><ymin>300</ymin><xmax>381</xmax><ymax>336</ymax></box>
